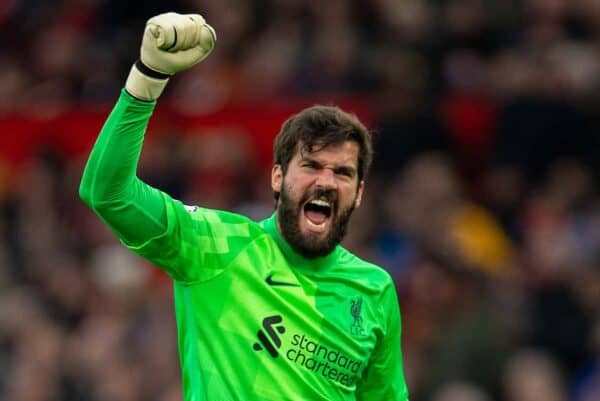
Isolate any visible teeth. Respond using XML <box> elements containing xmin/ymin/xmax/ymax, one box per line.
<box><xmin>309</xmin><ymin>199</ymin><xmax>331</xmax><ymax>207</ymax></box>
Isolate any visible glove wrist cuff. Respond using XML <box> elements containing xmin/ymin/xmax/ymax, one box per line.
<box><xmin>125</xmin><ymin>63</ymin><xmax>169</xmax><ymax>101</ymax></box>
<box><xmin>135</xmin><ymin>59</ymin><xmax>171</xmax><ymax>80</ymax></box>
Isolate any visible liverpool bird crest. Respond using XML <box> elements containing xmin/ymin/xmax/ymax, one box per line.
<box><xmin>350</xmin><ymin>297</ymin><xmax>365</xmax><ymax>336</ymax></box>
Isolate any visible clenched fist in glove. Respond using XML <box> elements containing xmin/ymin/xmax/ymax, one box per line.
<box><xmin>125</xmin><ymin>12</ymin><xmax>216</xmax><ymax>101</ymax></box>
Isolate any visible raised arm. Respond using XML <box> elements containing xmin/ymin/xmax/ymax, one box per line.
<box><xmin>79</xmin><ymin>90</ymin><xmax>167</xmax><ymax>243</ymax></box>
<box><xmin>79</xmin><ymin>12</ymin><xmax>216</xmax><ymax>247</ymax></box>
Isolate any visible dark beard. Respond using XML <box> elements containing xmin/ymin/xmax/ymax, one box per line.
<box><xmin>277</xmin><ymin>183</ymin><xmax>355</xmax><ymax>259</ymax></box>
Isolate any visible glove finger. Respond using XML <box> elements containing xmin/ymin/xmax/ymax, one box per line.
<box><xmin>185</xmin><ymin>14</ymin><xmax>206</xmax><ymax>27</ymax></box>
<box><xmin>202</xmin><ymin>23</ymin><xmax>217</xmax><ymax>47</ymax></box>
<box><xmin>147</xmin><ymin>13</ymin><xmax>179</xmax><ymax>50</ymax></box>
<box><xmin>185</xmin><ymin>14</ymin><xmax>208</xmax><ymax>47</ymax></box>
<box><xmin>170</xmin><ymin>14</ymin><xmax>203</xmax><ymax>51</ymax></box>
<box><xmin>147</xmin><ymin>13</ymin><xmax>211</xmax><ymax>52</ymax></box>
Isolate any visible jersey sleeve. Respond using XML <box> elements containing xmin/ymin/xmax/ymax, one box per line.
<box><xmin>356</xmin><ymin>280</ymin><xmax>409</xmax><ymax>401</ymax></box>
<box><xmin>123</xmin><ymin>197</ymin><xmax>264</xmax><ymax>282</ymax></box>
<box><xmin>80</xmin><ymin>89</ymin><xmax>262</xmax><ymax>283</ymax></box>
<box><xmin>80</xmin><ymin>89</ymin><xmax>171</xmax><ymax>246</ymax></box>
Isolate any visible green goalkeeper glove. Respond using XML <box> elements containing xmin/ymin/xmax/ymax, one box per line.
<box><xmin>125</xmin><ymin>12</ymin><xmax>216</xmax><ymax>101</ymax></box>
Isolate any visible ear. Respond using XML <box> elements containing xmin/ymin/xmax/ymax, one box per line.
<box><xmin>354</xmin><ymin>180</ymin><xmax>364</xmax><ymax>208</ymax></box>
<box><xmin>271</xmin><ymin>164</ymin><xmax>283</xmax><ymax>193</ymax></box>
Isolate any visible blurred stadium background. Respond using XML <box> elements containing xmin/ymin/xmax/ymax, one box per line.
<box><xmin>1</xmin><ymin>0</ymin><xmax>600</xmax><ymax>400</ymax></box>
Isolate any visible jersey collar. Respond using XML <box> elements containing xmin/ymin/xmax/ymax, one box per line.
<box><xmin>261</xmin><ymin>213</ymin><xmax>340</xmax><ymax>272</ymax></box>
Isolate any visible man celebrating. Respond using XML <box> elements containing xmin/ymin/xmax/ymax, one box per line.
<box><xmin>79</xmin><ymin>12</ymin><xmax>408</xmax><ymax>401</ymax></box>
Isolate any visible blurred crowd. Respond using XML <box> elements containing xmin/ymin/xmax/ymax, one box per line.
<box><xmin>1</xmin><ymin>0</ymin><xmax>600</xmax><ymax>401</ymax></box>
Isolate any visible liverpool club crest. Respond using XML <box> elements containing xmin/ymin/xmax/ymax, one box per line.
<box><xmin>350</xmin><ymin>297</ymin><xmax>365</xmax><ymax>336</ymax></box>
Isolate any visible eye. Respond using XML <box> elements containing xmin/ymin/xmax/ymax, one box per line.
<box><xmin>335</xmin><ymin>168</ymin><xmax>354</xmax><ymax>178</ymax></box>
<box><xmin>301</xmin><ymin>161</ymin><xmax>319</xmax><ymax>170</ymax></box>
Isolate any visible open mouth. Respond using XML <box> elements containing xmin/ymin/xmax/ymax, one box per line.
<box><xmin>303</xmin><ymin>199</ymin><xmax>333</xmax><ymax>231</ymax></box>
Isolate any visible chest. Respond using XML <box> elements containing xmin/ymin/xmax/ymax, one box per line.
<box><xmin>227</xmin><ymin>257</ymin><xmax>378</xmax><ymax>360</ymax></box>
<box><xmin>185</xmin><ymin>250</ymin><xmax>381</xmax><ymax>385</ymax></box>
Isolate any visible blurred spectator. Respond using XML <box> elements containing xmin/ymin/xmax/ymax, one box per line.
<box><xmin>384</xmin><ymin>153</ymin><xmax>515</xmax><ymax>277</ymax></box>
<box><xmin>1</xmin><ymin>1</ymin><xmax>600</xmax><ymax>400</ymax></box>
<box><xmin>503</xmin><ymin>349</ymin><xmax>568</xmax><ymax>401</ymax></box>
<box><xmin>432</xmin><ymin>381</ymin><xmax>492</xmax><ymax>401</ymax></box>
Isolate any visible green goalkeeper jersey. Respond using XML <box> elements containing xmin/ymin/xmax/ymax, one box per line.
<box><xmin>79</xmin><ymin>90</ymin><xmax>409</xmax><ymax>401</ymax></box>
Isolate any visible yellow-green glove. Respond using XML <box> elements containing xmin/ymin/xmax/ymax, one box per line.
<box><xmin>125</xmin><ymin>12</ymin><xmax>216</xmax><ymax>101</ymax></box>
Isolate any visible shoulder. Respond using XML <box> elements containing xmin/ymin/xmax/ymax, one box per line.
<box><xmin>334</xmin><ymin>249</ymin><xmax>400</xmax><ymax>332</ymax></box>
<box><xmin>335</xmin><ymin>247</ymin><xmax>395</xmax><ymax>294</ymax></box>
<box><xmin>178</xmin><ymin>204</ymin><xmax>267</xmax><ymax>237</ymax></box>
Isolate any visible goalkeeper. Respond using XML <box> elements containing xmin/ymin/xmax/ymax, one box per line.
<box><xmin>79</xmin><ymin>11</ymin><xmax>408</xmax><ymax>401</ymax></box>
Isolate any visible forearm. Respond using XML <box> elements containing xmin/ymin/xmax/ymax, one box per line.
<box><xmin>79</xmin><ymin>89</ymin><xmax>167</xmax><ymax>242</ymax></box>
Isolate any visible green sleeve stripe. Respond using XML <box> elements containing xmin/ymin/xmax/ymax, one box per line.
<box><xmin>191</xmin><ymin>210</ymin><xmax>252</xmax><ymax>238</ymax></box>
<box><xmin>197</xmin><ymin>237</ymin><xmax>230</xmax><ymax>254</ymax></box>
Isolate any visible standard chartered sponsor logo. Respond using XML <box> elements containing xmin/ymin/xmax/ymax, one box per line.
<box><xmin>285</xmin><ymin>334</ymin><xmax>362</xmax><ymax>386</ymax></box>
<box><xmin>252</xmin><ymin>315</ymin><xmax>362</xmax><ymax>386</ymax></box>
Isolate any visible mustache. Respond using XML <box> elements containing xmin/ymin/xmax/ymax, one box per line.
<box><xmin>299</xmin><ymin>188</ymin><xmax>338</xmax><ymax>206</ymax></box>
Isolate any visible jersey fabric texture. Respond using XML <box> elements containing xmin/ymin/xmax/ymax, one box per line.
<box><xmin>80</xmin><ymin>90</ymin><xmax>409</xmax><ymax>401</ymax></box>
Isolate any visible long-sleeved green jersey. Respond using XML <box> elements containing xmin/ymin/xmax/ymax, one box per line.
<box><xmin>79</xmin><ymin>90</ymin><xmax>409</xmax><ymax>401</ymax></box>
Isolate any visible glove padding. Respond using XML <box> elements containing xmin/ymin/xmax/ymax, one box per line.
<box><xmin>125</xmin><ymin>12</ymin><xmax>216</xmax><ymax>101</ymax></box>
<box><xmin>142</xmin><ymin>12</ymin><xmax>216</xmax><ymax>75</ymax></box>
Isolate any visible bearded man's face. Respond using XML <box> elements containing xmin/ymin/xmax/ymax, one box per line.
<box><xmin>271</xmin><ymin>141</ymin><xmax>364</xmax><ymax>259</ymax></box>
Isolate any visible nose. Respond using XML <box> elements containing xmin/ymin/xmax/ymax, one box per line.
<box><xmin>314</xmin><ymin>168</ymin><xmax>337</xmax><ymax>189</ymax></box>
